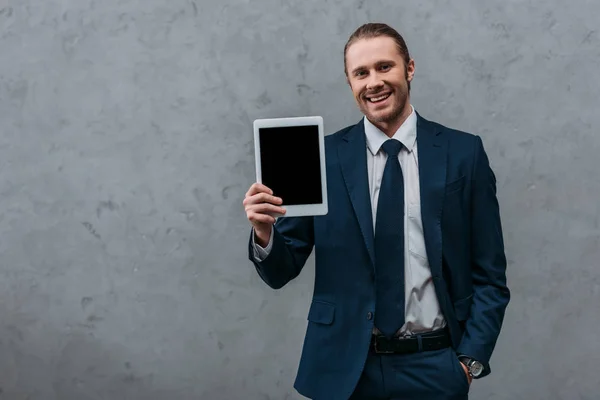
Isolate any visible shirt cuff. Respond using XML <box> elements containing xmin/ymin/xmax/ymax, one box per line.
<box><xmin>252</xmin><ymin>226</ymin><xmax>273</xmax><ymax>261</ymax></box>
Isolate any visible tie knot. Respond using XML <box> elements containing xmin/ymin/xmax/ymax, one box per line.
<box><xmin>381</xmin><ymin>139</ymin><xmax>403</xmax><ymax>157</ymax></box>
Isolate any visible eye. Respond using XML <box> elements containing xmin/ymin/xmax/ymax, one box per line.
<box><xmin>380</xmin><ymin>64</ymin><xmax>391</xmax><ymax>71</ymax></box>
<box><xmin>354</xmin><ymin>70</ymin><xmax>367</xmax><ymax>77</ymax></box>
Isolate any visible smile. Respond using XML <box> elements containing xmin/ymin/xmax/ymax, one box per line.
<box><xmin>367</xmin><ymin>93</ymin><xmax>391</xmax><ymax>103</ymax></box>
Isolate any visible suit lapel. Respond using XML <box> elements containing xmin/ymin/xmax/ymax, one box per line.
<box><xmin>416</xmin><ymin>113</ymin><xmax>447</xmax><ymax>279</ymax></box>
<box><xmin>338</xmin><ymin>120</ymin><xmax>376</xmax><ymax>268</ymax></box>
<box><xmin>337</xmin><ymin>114</ymin><xmax>448</xmax><ymax>273</ymax></box>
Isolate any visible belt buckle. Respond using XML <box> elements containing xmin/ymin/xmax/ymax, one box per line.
<box><xmin>373</xmin><ymin>337</ymin><xmax>395</xmax><ymax>354</ymax></box>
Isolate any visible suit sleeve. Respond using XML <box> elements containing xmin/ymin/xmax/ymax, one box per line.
<box><xmin>247</xmin><ymin>216</ymin><xmax>314</xmax><ymax>289</ymax></box>
<box><xmin>456</xmin><ymin>135</ymin><xmax>510</xmax><ymax>377</ymax></box>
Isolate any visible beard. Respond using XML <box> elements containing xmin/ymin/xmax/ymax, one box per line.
<box><xmin>358</xmin><ymin>84</ymin><xmax>409</xmax><ymax>125</ymax></box>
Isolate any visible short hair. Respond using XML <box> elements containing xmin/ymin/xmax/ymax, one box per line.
<box><xmin>343</xmin><ymin>23</ymin><xmax>411</xmax><ymax>77</ymax></box>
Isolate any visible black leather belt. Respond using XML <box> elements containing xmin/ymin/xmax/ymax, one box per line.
<box><xmin>370</xmin><ymin>328</ymin><xmax>451</xmax><ymax>354</ymax></box>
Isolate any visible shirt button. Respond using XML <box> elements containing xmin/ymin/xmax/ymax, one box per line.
<box><xmin>367</xmin><ymin>312</ymin><xmax>373</xmax><ymax>320</ymax></box>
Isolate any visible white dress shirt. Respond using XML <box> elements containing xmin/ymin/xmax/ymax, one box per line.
<box><xmin>253</xmin><ymin>106</ymin><xmax>446</xmax><ymax>336</ymax></box>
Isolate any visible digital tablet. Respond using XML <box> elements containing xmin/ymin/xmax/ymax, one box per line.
<box><xmin>253</xmin><ymin>116</ymin><xmax>328</xmax><ymax>217</ymax></box>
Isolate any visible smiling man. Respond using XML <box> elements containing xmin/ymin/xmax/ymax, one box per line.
<box><xmin>244</xmin><ymin>23</ymin><xmax>510</xmax><ymax>399</ymax></box>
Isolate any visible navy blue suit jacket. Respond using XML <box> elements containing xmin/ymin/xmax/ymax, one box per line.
<box><xmin>248</xmin><ymin>113</ymin><xmax>510</xmax><ymax>400</ymax></box>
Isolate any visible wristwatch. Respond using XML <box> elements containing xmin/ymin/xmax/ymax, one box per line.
<box><xmin>459</xmin><ymin>356</ymin><xmax>484</xmax><ymax>378</ymax></box>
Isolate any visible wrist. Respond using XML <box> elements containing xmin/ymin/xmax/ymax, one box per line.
<box><xmin>254</xmin><ymin>226</ymin><xmax>272</xmax><ymax>247</ymax></box>
<box><xmin>459</xmin><ymin>356</ymin><xmax>484</xmax><ymax>379</ymax></box>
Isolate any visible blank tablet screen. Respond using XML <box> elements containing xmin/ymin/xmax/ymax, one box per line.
<box><xmin>258</xmin><ymin>125</ymin><xmax>323</xmax><ymax>206</ymax></box>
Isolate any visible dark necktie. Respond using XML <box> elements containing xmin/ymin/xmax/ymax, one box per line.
<box><xmin>374</xmin><ymin>139</ymin><xmax>405</xmax><ymax>338</ymax></box>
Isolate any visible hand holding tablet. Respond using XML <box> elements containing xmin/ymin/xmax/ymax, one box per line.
<box><xmin>243</xmin><ymin>182</ymin><xmax>285</xmax><ymax>247</ymax></box>
<box><xmin>252</xmin><ymin>116</ymin><xmax>328</xmax><ymax>218</ymax></box>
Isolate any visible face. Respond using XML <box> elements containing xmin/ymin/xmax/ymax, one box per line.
<box><xmin>345</xmin><ymin>36</ymin><xmax>415</xmax><ymax>133</ymax></box>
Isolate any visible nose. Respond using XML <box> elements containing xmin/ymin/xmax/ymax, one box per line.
<box><xmin>366</xmin><ymin>72</ymin><xmax>384</xmax><ymax>91</ymax></box>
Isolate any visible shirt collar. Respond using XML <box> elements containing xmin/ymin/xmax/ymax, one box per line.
<box><xmin>364</xmin><ymin>105</ymin><xmax>417</xmax><ymax>156</ymax></box>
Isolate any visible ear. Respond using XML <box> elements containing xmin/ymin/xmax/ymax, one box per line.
<box><xmin>406</xmin><ymin>59</ymin><xmax>415</xmax><ymax>82</ymax></box>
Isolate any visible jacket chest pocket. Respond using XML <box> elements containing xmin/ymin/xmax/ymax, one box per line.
<box><xmin>445</xmin><ymin>175</ymin><xmax>465</xmax><ymax>196</ymax></box>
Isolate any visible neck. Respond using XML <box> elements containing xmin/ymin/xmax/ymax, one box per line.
<box><xmin>371</xmin><ymin>101</ymin><xmax>413</xmax><ymax>138</ymax></box>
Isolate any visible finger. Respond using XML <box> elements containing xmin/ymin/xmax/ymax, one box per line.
<box><xmin>248</xmin><ymin>212</ymin><xmax>276</xmax><ymax>225</ymax></box>
<box><xmin>246</xmin><ymin>182</ymin><xmax>273</xmax><ymax>197</ymax></box>
<box><xmin>244</xmin><ymin>192</ymin><xmax>282</xmax><ymax>206</ymax></box>
<box><xmin>246</xmin><ymin>203</ymin><xmax>286</xmax><ymax>216</ymax></box>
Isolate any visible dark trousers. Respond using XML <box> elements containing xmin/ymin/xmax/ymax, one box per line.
<box><xmin>349</xmin><ymin>347</ymin><xmax>470</xmax><ymax>400</ymax></box>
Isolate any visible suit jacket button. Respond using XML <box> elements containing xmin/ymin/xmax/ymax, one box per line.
<box><xmin>367</xmin><ymin>312</ymin><xmax>373</xmax><ymax>320</ymax></box>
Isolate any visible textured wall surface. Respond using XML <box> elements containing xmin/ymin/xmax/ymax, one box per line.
<box><xmin>1</xmin><ymin>0</ymin><xmax>599</xmax><ymax>398</ymax></box>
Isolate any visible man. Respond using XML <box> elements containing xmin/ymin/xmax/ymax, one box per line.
<box><xmin>243</xmin><ymin>23</ymin><xmax>510</xmax><ymax>400</ymax></box>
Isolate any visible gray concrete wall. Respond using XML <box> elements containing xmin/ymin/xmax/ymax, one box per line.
<box><xmin>1</xmin><ymin>0</ymin><xmax>598</xmax><ymax>398</ymax></box>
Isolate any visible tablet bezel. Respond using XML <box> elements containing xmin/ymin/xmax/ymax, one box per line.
<box><xmin>253</xmin><ymin>116</ymin><xmax>328</xmax><ymax>217</ymax></box>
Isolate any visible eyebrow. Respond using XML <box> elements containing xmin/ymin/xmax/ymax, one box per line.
<box><xmin>350</xmin><ymin>59</ymin><xmax>397</xmax><ymax>75</ymax></box>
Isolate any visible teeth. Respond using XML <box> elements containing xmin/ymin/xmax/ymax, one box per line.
<box><xmin>369</xmin><ymin>93</ymin><xmax>390</xmax><ymax>102</ymax></box>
